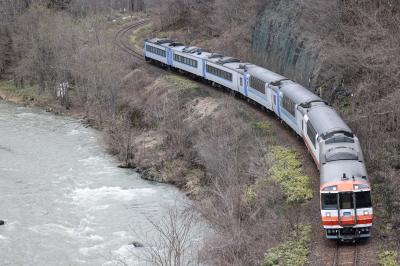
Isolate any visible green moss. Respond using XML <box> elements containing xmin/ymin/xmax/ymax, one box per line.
<box><xmin>164</xmin><ymin>75</ymin><xmax>209</xmax><ymax>99</ymax></box>
<box><xmin>270</xmin><ymin>146</ymin><xmax>312</xmax><ymax>204</ymax></box>
<box><xmin>379</xmin><ymin>250</ymin><xmax>398</xmax><ymax>266</ymax></box>
<box><xmin>130</xmin><ymin>23</ymin><xmax>153</xmax><ymax>50</ymax></box>
<box><xmin>263</xmin><ymin>224</ymin><xmax>311</xmax><ymax>266</ymax></box>
<box><xmin>253</xmin><ymin>121</ymin><xmax>272</xmax><ymax>136</ymax></box>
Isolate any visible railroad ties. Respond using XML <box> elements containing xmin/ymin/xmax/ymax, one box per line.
<box><xmin>332</xmin><ymin>242</ymin><xmax>358</xmax><ymax>266</ymax></box>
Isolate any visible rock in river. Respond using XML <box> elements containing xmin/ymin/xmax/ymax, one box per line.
<box><xmin>131</xmin><ymin>241</ymin><xmax>144</xmax><ymax>247</ymax></box>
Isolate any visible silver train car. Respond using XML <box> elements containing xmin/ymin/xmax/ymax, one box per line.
<box><xmin>144</xmin><ymin>38</ymin><xmax>373</xmax><ymax>241</ymax></box>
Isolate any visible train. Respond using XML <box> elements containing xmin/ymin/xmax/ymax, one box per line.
<box><xmin>143</xmin><ymin>38</ymin><xmax>373</xmax><ymax>241</ymax></box>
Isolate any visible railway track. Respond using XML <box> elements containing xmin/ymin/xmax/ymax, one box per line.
<box><xmin>114</xmin><ymin>20</ymin><xmax>147</xmax><ymax>60</ymax></box>
<box><xmin>332</xmin><ymin>242</ymin><xmax>358</xmax><ymax>266</ymax></box>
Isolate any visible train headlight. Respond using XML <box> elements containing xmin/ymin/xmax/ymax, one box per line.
<box><xmin>326</xmin><ymin>212</ymin><xmax>331</xmax><ymax>217</ymax></box>
<box><xmin>353</xmin><ymin>184</ymin><xmax>369</xmax><ymax>190</ymax></box>
<box><xmin>363</xmin><ymin>210</ymin><xmax>369</xmax><ymax>215</ymax></box>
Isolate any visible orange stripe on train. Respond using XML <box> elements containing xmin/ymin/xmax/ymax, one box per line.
<box><xmin>322</xmin><ymin>215</ymin><xmax>373</xmax><ymax>226</ymax></box>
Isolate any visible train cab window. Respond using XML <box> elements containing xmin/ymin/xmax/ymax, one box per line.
<box><xmin>355</xmin><ymin>191</ymin><xmax>372</xmax><ymax>208</ymax></box>
<box><xmin>240</xmin><ymin>77</ymin><xmax>243</xmax><ymax>87</ymax></box>
<box><xmin>339</xmin><ymin>192</ymin><xmax>354</xmax><ymax>209</ymax></box>
<box><xmin>325</xmin><ymin>136</ymin><xmax>355</xmax><ymax>144</ymax></box>
<box><xmin>321</xmin><ymin>193</ymin><xmax>338</xmax><ymax>210</ymax></box>
<box><xmin>326</xmin><ymin>152</ymin><xmax>358</xmax><ymax>162</ymax></box>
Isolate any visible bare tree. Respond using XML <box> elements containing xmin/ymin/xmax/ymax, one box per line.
<box><xmin>125</xmin><ymin>205</ymin><xmax>203</xmax><ymax>266</ymax></box>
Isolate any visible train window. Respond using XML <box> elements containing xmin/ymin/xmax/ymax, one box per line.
<box><xmin>240</xmin><ymin>78</ymin><xmax>243</xmax><ymax>86</ymax></box>
<box><xmin>339</xmin><ymin>192</ymin><xmax>354</xmax><ymax>209</ymax></box>
<box><xmin>146</xmin><ymin>45</ymin><xmax>166</xmax><ymax>57</ymax></box>
<box><xmin>307</xmin><ymin>121</ymin><xmax>317</xmax><ymax>148</ymax></box>
<box><xmin>326</xmin><ymin>152</ymin><xmax>358</xmax><ymax>162</ymax></box>
<box><xmin>174</xmin><ymin>54</ymin><xmax>198</xmax><ymax>68</ymax></box>
<box><xmin>206</xmin><ymin>64</ymin><xmax>232</xmax><ymax>81</ymax></box>
<box><xmin>355</xmin><ymin>191</ymin><xmax>372</xmax><ymax>208</ymax></box>
<box><xmin>321</xmin><ymin>193</ymin><xmax>338</xmax><ymax>210</ymax></box>
<box><xmin>325</xmin><ymin>136</ymin><xmax>355</xmax><ymax>144</ymax></box>
<box><xmin>282</xmin><ymin>95</ymin><xmax>296</xmax><ymax>117</ymax></box>
<box><xmin>249</xmin><ymin>76</ymin><xmax>265</xmax><ymax>94</ymax></box>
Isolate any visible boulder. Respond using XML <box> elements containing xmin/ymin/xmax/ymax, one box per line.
<box><xmin>131</xmin><ymin>241</ymin><xmax>143</xmax><ymax>247</ymax></box>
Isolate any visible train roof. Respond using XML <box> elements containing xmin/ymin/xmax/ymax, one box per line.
<box><xmin>307</xmin><ymin>105</ymin><xmax>352</xmax><ymax>137</ymax></box>
<box><xmin>246</xmin><ymin>65</ymin><xmax>286</xmax><ymax>84</ymax></box>
<box><xmin>171</xmin><ymin>45</ymin><xmax>212</xmax><ymax>59</ymax></box>
<box><xmin>320</xmin><ymin>160</ymin><xmax>368</xmax><ymax>186</ymax></box>
<box><xmin>280</xmin><ymin>80</ymin><xmax>325</xmax><ymax>105</ymax></box>
<box><xmin>145</xmin><ymin>38</ymin><xmax>174</xmax><ymax>46</ymax></box>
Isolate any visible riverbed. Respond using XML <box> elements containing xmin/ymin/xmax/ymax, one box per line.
<box><xmin>0</xmin><ymin>102</ymin><xmax>201</xmax><ymax>265</ymax></box>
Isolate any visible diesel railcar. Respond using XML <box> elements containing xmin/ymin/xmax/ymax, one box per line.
<box><xmin>143</xmin><ymin>38</ymin><xmax>373</xmax><ymax>240</ymax></box>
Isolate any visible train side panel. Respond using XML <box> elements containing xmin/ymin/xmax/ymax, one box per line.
<box><xmin>171</xmin><ymin>49</ymin><xmax>203</xmax><ymax>77</ymax></box>
<box><xmin>144</xmin><ymin>41</ymin><xmax>168</xmax><ymax>65</ymax></box>
<box><xmin>247</xmin><ymin>84</ymin><xmax>270</xmax><ymax>109</ymax></box>
<box><xmin>204</xmin><ymin>62</ymin><xmax>237</xmax><ymax>91</ymax></box>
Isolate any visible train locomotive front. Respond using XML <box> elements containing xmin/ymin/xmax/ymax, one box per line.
<box><xmin>319</xmin><ymin>136</ymin><xmax>373</xmax><ymax>240</ymax></box>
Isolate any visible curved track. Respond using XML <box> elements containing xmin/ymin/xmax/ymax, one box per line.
<box><xmin>333</xmin><ymin>242</ymin><xmax>358</xmax><ymax>266</ymax></box>
<box><xmin>114</xmin><ymin>20</ymin><xmax>147</xmax><ymax>60</ymax></box>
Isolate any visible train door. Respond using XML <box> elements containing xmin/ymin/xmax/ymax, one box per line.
<box><xmin>166</xmin><ymin>48</ymin><xmax>172</xmax><ymax>66</ymax></box>
<box><xmin>271</xmin><ymin>90</ymin><xmax>281</xmax><ymax>117</ymax></box>
<box><xmin>271</xmin><ymin>90</ymin><xmax>277</xmax><ymax>114</ymax></box>
<box><xmin>338</xmin><ymin>192</ymin><xmax>356</xmax><ymax>227</ymax></box>
<box><xmin>244</xmin><ymin>73</ymin><xmax>249</xmax><ymax>97</ymax></box>
<box><xmin>265</xmin><ymin>86</ymin><xmax>273</xmax><ymax>111</ymax></box>
<box><xmin>295</xmin><ymin>108</ymin><xmax>303</xmax><ymax>135</ymax></box>
<box><xmin>202</xmin><ymin>59</ymin><xmax>206</xmax><ymax>79</ymax></box>
<box><xmin>238</xmin><ymin>76</ymin><xmax>243</xmax><ymax>93</ymax></box>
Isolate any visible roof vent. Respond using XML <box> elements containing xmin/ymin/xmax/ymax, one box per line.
<box><xmin>208</xmin><ymin>53</ymin><xmax>224</xmax><ymax>59</ymax></box>
<box><xmin>155</xmin><ymin>39</ymin><xmax>174</xmax><ymax>45</ymax></box>
<box><xmin>217</xmin><ymin>57</ymin><xmax>240</xmax><ymax>65</ymax></box>
<box><xmin>169</xmin><ymin>42</ymin><xmax>184</xmax><ymax>47</ymax></box>
<box><xmin>270</xmin><ymin>78</ymin><xmax>289</xmax><ymax>86</ymax></box>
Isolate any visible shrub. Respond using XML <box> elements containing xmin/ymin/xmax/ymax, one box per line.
<box><xmin>241</xmin><ymin>185</ymin><xmax>257</xmax><ymax>208</ymax></box>
<box><xmin>379</xmin><ymin>250</ymin><xmax>398</xmax><ymax>266</ymax></box>
<box><xmin>164</xmin><ymin>75</ymin><xmax>208</xmax><ymax>99</ymax></box>
<box><xmin>270</xmin><ymin>146</ymin><xmax>312</xmax><ymax>204</ymax></box>
<box><xmin>253</xmin><ymin>121</ymin><xmax>272</xmax><ymax>136</ymax></box>
<box><xmin>263</xmin><ymin>224</ymin><xmax>311</xmax><ymax>266</ymax></box>
<box><xmin>0</xmin><ymin>80</ymin><xmax>51</xmax><ymax>105</ymax></box>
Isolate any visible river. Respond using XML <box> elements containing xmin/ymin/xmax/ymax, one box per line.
<box><xmin>0</xmin><ymin>102</ymin><xmax>201</xmax><ymax>265</ymax></box>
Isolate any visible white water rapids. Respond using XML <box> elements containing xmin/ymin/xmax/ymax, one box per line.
<box><xmin>0</xmin><ymin>102</ymin><xmax>203</xmax><ymax>265</ymax></box>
